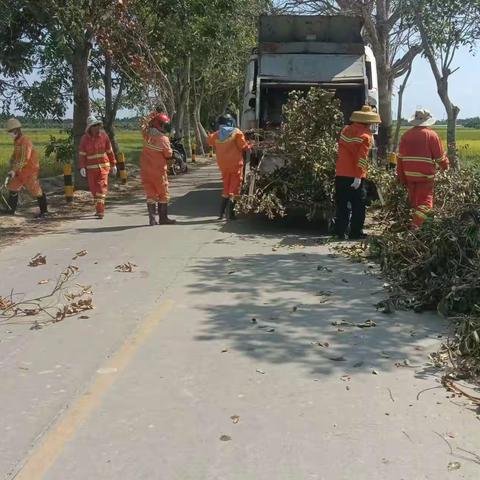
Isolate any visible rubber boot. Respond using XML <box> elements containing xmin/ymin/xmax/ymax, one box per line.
<box><xmin>147</xmin><ymin>203</ymin><xmax>158</xmax><ymax>226</ymax></box>
<box><xmin>35</xmin><ymin>193</ymin><xmax>48</xmax><ymax>218</ymax></box>
<box><xmin>218</xmin><ymin>197</ymin><xmax>228</xmax><ymax>219</ymax></box>
<box><xmin>158</xmin><ymin>203</ymin><xmax>176</xmax><ymax>225</ymax></box>
<box><xmin>7</xmin><ymin>191</ymin><xmax>18</xmax><ymax>215</ymax></box>
<box><xmin>227</xmin><ymin>198</ymin><xmax>236</xmax><ymax>220</ymax></box>
<box><xmin>95</xmin><ymin>201</ymin><xmax>105</xmax><ymax>219</ymax></box>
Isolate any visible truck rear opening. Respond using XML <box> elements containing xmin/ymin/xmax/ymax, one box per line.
<box><xmin>241</xmin><ymin>15</ymin><xmax>378</xmax><ymax>131</ymax></box>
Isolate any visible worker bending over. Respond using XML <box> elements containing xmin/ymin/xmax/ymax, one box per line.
<box><xmin>4</xmin><ymin>118</ymin><xmax>48</xmax><ymax>218</ymax></box>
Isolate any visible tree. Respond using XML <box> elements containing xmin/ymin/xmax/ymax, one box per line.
<box><xmin>280</xmin><ymin>0</ymin><xmax>421</xmax><ymax>160</ymax></box>
<box><xmin>413</xmin><ymin>0</ymin><xmax>480</xmax><ymax>169</ymax></box>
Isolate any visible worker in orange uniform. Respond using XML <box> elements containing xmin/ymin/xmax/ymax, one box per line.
<box><xmin>79</xmin><ymin>117</ymin><xmax>117</xmax><ymax>219</ymax></box>
<box><xmin>140</xmin><ymin>113</ymin><xmax>176</xmax><ymax>226</ymax></box>
<box><xmin>398</xmin><ymin>109</ymin><xmax>449</xmax><ymax>229</ymax></box>
<box><xmin>334</xmin><ymin>106</ymin><xmax>381</xmax><ymax>240</ymax></box>
<box><xmin>208</xmin><ymin>114</ymin><xmax>250</xmax><ymax>220</ymax></box>
<box><xmin>4</xmin><ymin>118</ymin><xmax>48</xmax><ymax>217</ymax></box>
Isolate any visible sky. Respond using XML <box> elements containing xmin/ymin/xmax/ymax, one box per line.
<box><xmin>11</xmin><ymin>45</ymin><xmax>480</xmax><ymax>121</ymax></box>
<box><xmin>393</xmin><ymin>46</ymin><xmax>480</xmax><ymax>120</ymax></box>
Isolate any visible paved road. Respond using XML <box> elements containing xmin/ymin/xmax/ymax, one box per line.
<box><xmin>0</xmin><ymin>163</ymin><xmax>478</xmax><ymax>480</ymax></box>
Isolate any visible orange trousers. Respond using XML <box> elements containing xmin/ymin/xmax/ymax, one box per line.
<box><xmin>221</xmin><ymin>170</ymin><xmax>242</xmax><ymax>198</ymax></box>
<box><xmin>406</xmin><ymin>181</ymin><xmax>434</xmax><ymax>227</ymax></box>
<box><xmin>87</xmin><ymin>168</ymin><xmax>109</xmax><ymax>214</ymax></box>
<box><xmin>8</xmin><ymin>169</ymin><xmax>42</xmax><ymax>197</ymax></box>
<box><xmin>141</xmin><ymin>171</ymin><xmax>169</xmax><ymax>204</ymax></box>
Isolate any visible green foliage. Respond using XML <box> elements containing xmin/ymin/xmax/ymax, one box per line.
<box><xmin>45</xmin><ymin>130</ymin><xmax>74</xmax><ymax>163</ymax></box>
<box><xmin>238</xmin><ymin>88</ymin><xmax>343</xmax><ymax>220</ymax></box>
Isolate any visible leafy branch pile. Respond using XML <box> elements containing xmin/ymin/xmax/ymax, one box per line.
<box><xmin>237</xmin><ymin>88</ymin><xmax>343</xmax><ymax>220</ymax></box>
<box><xmin>370</xmin><ymin>167</ymin><xmax>480</xmax><ymax>380</ymax></box>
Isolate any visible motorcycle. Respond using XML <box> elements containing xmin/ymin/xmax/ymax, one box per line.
<box><xmin>168</xmin><ymin>136</ymin><xmax>188</xmax><ymax>176</ymax></box>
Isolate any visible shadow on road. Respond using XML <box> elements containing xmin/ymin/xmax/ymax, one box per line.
<box><xmin>186</xmin><ymin>248</ymin><xmax>446</xmax><ymax>379</ymax></box>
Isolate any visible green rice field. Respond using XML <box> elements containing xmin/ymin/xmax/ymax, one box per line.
<box><xmin>0</xmin><ymin>127</ymin><xmax>479</xmax><ymax>179</ymax></box>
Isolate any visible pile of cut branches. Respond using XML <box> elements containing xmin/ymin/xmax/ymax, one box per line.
<box><xmin>237</xmin><ymin>88</ymin><xmax>343</xmax><ymax>220</ymax></box>
<box><xmin>370</xmin><ymin>167</ymin><xmax>480</xmax><ymax>380</ymax></box>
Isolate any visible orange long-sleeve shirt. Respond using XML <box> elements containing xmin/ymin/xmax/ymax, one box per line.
<box><xmin>140</xmin><ymin>130</ymin><xmax>172</xmax><ymax>176</ymax></box>
<box><xmin>10</xmin><ymin>135</ymin><xmax>39</xmax><ymax>173</ymax></box>
<box><xmin>397</xmin><ymin>127</ymin><xmax>449</xmax><ymax>184</ymax></box>
<box><xmin>208</xmin><ymin>128</ymin><xmax>249</xmax><ymax>173</ymax></box>
<box><xmin>79</xmin><ymin>131</ymin><xmax>116</xmax><ymax>170</ymax></box>
<box><xmin>335</xmin><ymin>123</ymin><xmax>373</xmax><ymax>178</ymax></box>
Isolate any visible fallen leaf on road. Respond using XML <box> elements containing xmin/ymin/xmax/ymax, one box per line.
<box><xmin>372</xmin><ymin>369</ymin><xmax>379</xmax><ymax>375</ymax></box>
<box><xmin>228</xmin><ymin>271</ymin><xmax>235</xmax><ymax>275</ymax></box>
<box><xmin>446</xmin><ymin>432</ymin><xmax>457</xmax><ymax>439</ymax></box>
<box><xmin>340</xmin><ymin>375</ymin><xmax>351</xmax><ymax>382</ymax></box>
<box><xmin>266</xmin><ymin>328</ymin><xmax>275</xmax><ymax>333</ymax></box>
<box><xmin>314</xmin><ymin>341</ymin><xmax>330</xmax><ymax>348</ymax></box>
<box><xmin>251</xmin><ymin>318</ymin><xmax>257</xmax><ymax>323</ymax></box>
<box><xmin>337</xmin><ymin>328</ymin><xmax>345</xmax><ymax>333</ymax></box>
<box><xmin>256</xmin><ymin>369</ymin><xmax>265</xmax><ymax>374</ymax></box>
<box><xmin>79</xmin><ymin>315</ymin><xmax>90</xmax><ymax>320</ymax></box>
<box><xmin>221</xmin><ymin>348</ymin><xmax>228</xmax><ymax>353</ymax></box>
<box><xmin>38</xmin><ymin>279</ymin><xmax>49</xmax><ymax>285</ymax></box>
<box><xmin>292</xmin><ymin>306</ymin><xmax>298</xmax><ymax>312</ymax></box>
<box><xmin>317</xmin><ymin>265</ymin><xmax>333</xmax><ymax>273</ymax></box>
<box><xmin>220</xmin><ymin>435</ymin><xmax>231</xmax><ymax>442</ymax></box>
<box><xmin>342</xmin><ymin>278</ymin><xmax>349</xmax><ymax>283</ymax></box>
<box><xmin>230</xmin><ymin>415</ymin><xmax>240</xmax><ymax>424</ymax></box>
<box><xmin>332</xmin><ymin>320</ymin><xmax>353</xmax><ymax>327</ymax></box>
<box><xmin>346</xmin><ymin>385</ymin><xmax>350</xmax><ymax>391</ymax></box>
<box><xmin>447</xmin><ymin>462</ymin><xmax>461</xmax><ymax>471</ymax></box>
<box><xmin>356</xmin><ymin>319</ymin><xmax>377</xmax><ymax>329</ymax></box>
<box><xmin>115</xmin><ymin>262</ymin><xmax>137</xmax><ymax>273</ymax></box>
<box><xmin>353</xmin><ymin>361</ymin><xmax>364</xmax><ymax>368</ymax></box>
<box><xmin>380</xmin><ymin>351</ymin><xmax>391</xmax><ymax>358</ymax></box>
<box><xmin>328</xmin><ymin>356</ymin><xmax>346</xmax><ymax>362</ymax></box>
<box><xmin>29</xmin><ymin>254</ymin><xmax>46</xmax><ymax>267</ymax></box>
<box><xmin>72</xmin><ymin>250</ymin><xmax>88</xmax><ymax>260</ymax></box>
<box><xmin>30</xmin><ymin>321</ymin><xmax>43</xmax><ymax>330</ymax></box>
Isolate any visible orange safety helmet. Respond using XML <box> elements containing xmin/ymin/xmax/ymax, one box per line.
<box><xmin>150</xmin><ymin>113</ymin><xmax>171</xmax><ymax>132</ymax></box>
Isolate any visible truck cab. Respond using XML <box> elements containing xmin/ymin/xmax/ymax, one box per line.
<box><xmin>241</xmin><ymin>15</ymin><xmax>378</xmax><ymax>133</ymax></box>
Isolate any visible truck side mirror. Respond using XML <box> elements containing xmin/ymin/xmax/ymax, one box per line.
<box><xmin>248</xmin><ymin>98</ymin><xmax>256</xmax><ymax>109</ymax></box>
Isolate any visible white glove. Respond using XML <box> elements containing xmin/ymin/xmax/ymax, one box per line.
<box><xmin>80</xmin><ymin>168</ymin><xmax>87</xmax><ymax>178</ymax></box>
<box><xmin>351</xmin><ymin>178</ymin><xmax>362</xmax><ymax>190</ymax></box>
<box><xmin>110</xmin><ymin>165</ymin><xmax>118</xmax><ymax>176</ymax></box>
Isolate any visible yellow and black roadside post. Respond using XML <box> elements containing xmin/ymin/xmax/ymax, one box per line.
<box><xmin>191</xmin><ymin>143</ymin><xmax>196</xmax><ymax>163</ymax></box>
<box><xmin>63</xmin><ymin>163</ymin><xmax>73</xmax><ymax>205</ymax></box>
<box><xmin>117</xmin><ymin>152</ymin><xmax>127</xmax><ymax>184</ymax></box>
<box><xmin>388</xmin><ymin>151</ymin><xmax>398</xmax><ymax>171</ymax></box>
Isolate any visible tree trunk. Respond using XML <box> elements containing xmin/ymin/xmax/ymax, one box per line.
<box><xmin>377</xmin><ymin>65</ymin><xmax>393</xmax><ymax>161</ymax></box>
<box><xmin>103</xmin><ymin>55</ymin><xmax>124</xmax><ymax>158</ymax></box>
<box><xmin>440</xmin><ymin>87</ymin><xmax>460</xmax><ymax>169</ymax></box>
<box><xmin>173</xmin><ymin>56</ymin><xmax>191</xmax><ymax>142</ymax></box>
<box><xmin>72</xmin><ymin>38</ymin><xmax>91</xmax><ymax>188</ymax></box>
<box><xmin>393</xmin><ymin>66</ymin><xmax>412</xmax><ymax>151</ymax></box>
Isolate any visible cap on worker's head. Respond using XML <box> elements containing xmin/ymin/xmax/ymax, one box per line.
<box><xmin>409</xmin><ymin>108</ymin><xmax>435</xmax><ymax>127</ymax></box>
<box><xmin>217</xmin><ymin>113</ymin><xmax>236</xmax><ymax>128</ymax></box>
<box><xmin>5</xmin><ymin>117</ymin><xmax>22</xmax><ymax>132</ymax></box>
<box><xmin>85</xmin><ymin>116</ymin><xmax>102</xmax><ymax>133</ymax></box>
<box><xmin>350</xmin><ymin>106</ymin><xmax>381</xmax><ymax>124</ymax></box>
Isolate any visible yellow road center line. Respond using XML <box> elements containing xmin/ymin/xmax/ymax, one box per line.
<box><xmin>13</xmin><ymin>299</ymin><xmax>174</xmax><ymax>480</ymax></box>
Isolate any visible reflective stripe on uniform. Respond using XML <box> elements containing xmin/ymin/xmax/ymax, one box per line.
<box><xmin>86</xmin><ymin>153</ymin><xmax>107</xmax><ymax>160</ymax></box>
<box><xmin>79</xmin><ymin>151</ymin><xmax>87</xmax><ymax>156</ymax></box>
<box><xmin>399</xmin><ymin>156</ymin><xmax>434</xmax><ymax>165</ymax></box>
<box><xmin>144</xmin><ymin>142</ymin><xmax>164</xmax><ymax>152</ymax></box>
<box><xmin>86</xmin><ymin>163</ymin><xmax>110</xmax><ymax>169</ymax></box>
<box><xmin>358</xmin><ymin>158</ymin><xmax>368</xmax><ymax>170</ymax></box>
<box><xmin>404</xmin><ymin>171</ymin><xmax>435</xmax><ymax>179</ymax></box>
<box><xmin>340</xmin><ymin>134</ymin><xmax>363</xmax><ymax>144</ymax></box>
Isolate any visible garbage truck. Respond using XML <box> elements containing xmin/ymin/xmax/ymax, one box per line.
<box><xmin>241</xmin><ymin>14</ymin><xmax>378</xmax><ymax>174</ymax></box>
